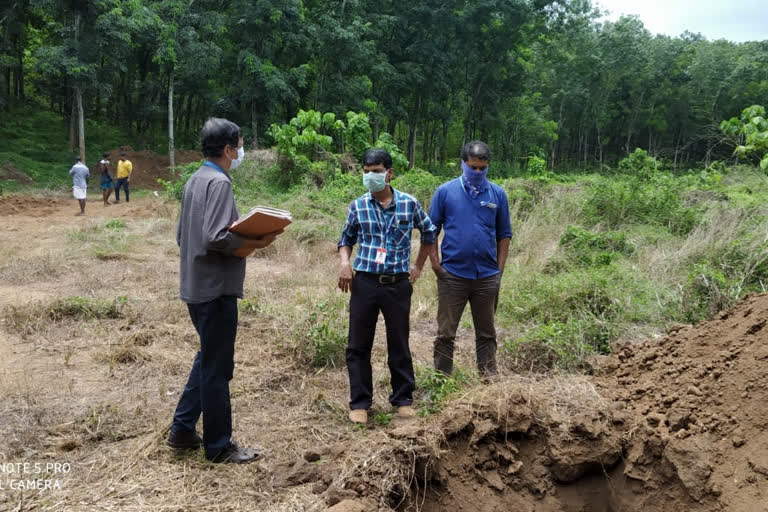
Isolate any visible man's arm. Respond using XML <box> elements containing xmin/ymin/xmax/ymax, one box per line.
<box><xmin>338</xmin><ymin>246</ymin><xmax>354</xmax><ymax>292</ymax></box>
<box><xmin>337</xmin><ymin>202</ymin><xmax>358</xmax><ymax>292</ymax></box>
<box><xmin>202</xmin><ymin>181</ymin><xmax>247</xmax><ymax>254</ymax></box>
<box><xmin>495</xmin><ymin>187</ymin><xmax>513</xmax><ymax>273</ymax></box>
<box><xmin>411</xmin><ymin>199</ymin><xmax>438</xmax><ymax>282</ymax></box>
<box><xmin>410</xmin><ymin>242</ymin><xmax>436</xmax><ymax>283</ymax></box>
<box><xmin>127</xmin><ymin>161</ymin><xmax>133</xmax><ymax>181</ymax></box>
<box><xmin>497</xmin><ymin>238</ymin><xmax>510</xmax><ymax>273</ymax></box>
<box><xmin>427</xmin><ymin>188</ymin><xmax>445</xmax><ymax>275</ymax></box>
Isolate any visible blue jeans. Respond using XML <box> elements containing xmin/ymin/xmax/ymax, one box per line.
<box><xmin>115</xmin><ymin>178</ymin><xmax>129</xmax><ymax>202</ymax></box>
<box><xmin>171</xmin><ymin>296</ymin><xmax>237</xmax><ymax>458</ymax></box>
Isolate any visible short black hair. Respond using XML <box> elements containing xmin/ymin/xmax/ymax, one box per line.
<box><xmin>102</xmin><ymin>152</ymin><xmax>109</xmax><ymax>158</ymax></box>
<box><xmin>201</xmin><ymin>117</ymin><xmax>241</xmax><ymax>158</ymax></box>
<box><xmin>460</xmin><ymin>141</ymin><xmax>491</xmax><ymax>162</ymax></box>
<box><xmin>119</xmin><ymin>152</ymin><xmax>126</xmax><ymax>158</ymax></box>
<box><xmin>363</xmin><ymin>148</ymin><xmax>393</xmax><ymax>169</ymax></box>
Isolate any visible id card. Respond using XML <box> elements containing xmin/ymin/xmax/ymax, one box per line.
<box><xmin>375</xmin><ymin>248</ymin><xmax>387</xmax><ymax>264</ymax></box>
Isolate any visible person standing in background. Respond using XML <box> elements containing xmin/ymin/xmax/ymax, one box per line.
<box><xmin>99</xmin><ymin>153</ymin><xmax>114</xmax><ymax>206</ymax></box>
<box><xmin>115</xmin><ymin>152</ymin><xmax>133</xmax><ymax>203</ymax></box>
<box><xmin>69</xmin><ymin>156</ymin><xmax>89</xmax><ymax>216</ymax></box>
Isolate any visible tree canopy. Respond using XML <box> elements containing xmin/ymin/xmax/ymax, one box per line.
<box><xmin>2</xmin><ymin>0</ymin><xmax>767</xmax><ymax>168</ymax></box>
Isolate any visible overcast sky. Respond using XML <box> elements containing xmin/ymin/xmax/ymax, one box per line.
<box><xmin>595</xmin><ymin>0</ymin><xmax>768</xmax><ymax>42</ymax></box>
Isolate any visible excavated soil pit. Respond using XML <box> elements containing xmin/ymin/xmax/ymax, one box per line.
<box><xmin>388</xmin><ymin>294</ymin><xmax>768</xmax><ymax>512</ymax></box>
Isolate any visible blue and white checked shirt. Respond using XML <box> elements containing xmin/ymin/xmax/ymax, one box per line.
<box><xmin>338</xmin><ymin>188</ymin><xmax>437</xmax><ymax>274</ymax></box>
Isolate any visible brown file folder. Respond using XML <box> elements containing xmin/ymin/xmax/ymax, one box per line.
<box><xmin>228</xmin><ymin>206</ymin><xmax>292</xmax><ymax>258</ymax></box>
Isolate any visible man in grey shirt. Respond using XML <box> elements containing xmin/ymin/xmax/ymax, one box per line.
<box><xmin>69</xmin><ymin>156</ymin><xmax>89</xmax><ymax>216</ymax></box>
<box><xmin>167</xmin><ymin>118</ymin><xmax>277</xmax><ymax>464</ymax></box>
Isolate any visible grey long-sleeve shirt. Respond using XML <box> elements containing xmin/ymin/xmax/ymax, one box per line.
<box><xmin>177</xmin><ymin>164</ymin><xmax>245</xmax><ymax>304</ymax></box>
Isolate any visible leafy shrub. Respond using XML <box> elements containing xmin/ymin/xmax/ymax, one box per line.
<box><xmin>501</xmin><ymin>316</ymin><xmax>614</xmax><ymax>372</ymax></box>
<box><xmin>104</xmin><ymin>218</ymin><xmax>126</xmax><ymax>229</ymax></box>
<box><xmin>558</xmin><ymin>226</ymin><xmax>634</xmax><ymax>267</ymax></box>
<box><xmin>680</xmin><ymin>264</ymin><xmax>732</xmax><ymax>323</ymax></box>
<box><xmin>414</xmin><ymin>365</ymin><xmax>470</xmax><ymax>415</ymax></box>
<box><xmin>373</xmin><ymin>132</ymin><xmax>408</xmax><ymax>172</ymax></box>
<box><xmin>344</xmin><ymin>111</ymin><xmax>373</xmax><ymax>160</ymax></box>
<box><xmin>584</xmin><ymin>173</ymin><xmax>700</xmax><ymax>234</ymax></box>
<box><xmin>390</xmin><ymin>168</ymin><xmax>442</xmax><ymax>207</ymax></box>
<box><xmin>159</xmin><ymin>161</ymin><xmax>199</xmax><ymax>201</ymax></box>
<box><xmin>295</xmin><ymin>296</ymin><xmax>348</xmax><ymax>368</ymax></box>
<box><xmin>617</xmin><ymin>148</ymin><xmax>661</xmax><ymax>176</ymax></box>
<box><xmin>721</xmin><ymin>104</ymin><xmax>768</xmax><ymax>171</ymax></box>
<box><xmin>528</xmin><ymin>155</ymin><xmax>547</xmax><ymax>175</ymax></box>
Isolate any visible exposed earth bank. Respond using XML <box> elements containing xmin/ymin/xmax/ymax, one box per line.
<box><xmin>315</xmin><ymin>294</ymin><xmax>768</xmax><ymax>511</ymax></box>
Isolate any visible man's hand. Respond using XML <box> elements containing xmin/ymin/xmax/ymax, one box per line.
<box><xmin>338</xmin><ymin>262</ymin><xmax>354</xmax><ymax>292</ymax></box>
<box><xmin>409</xmin><ymin>264</ymin><xmax>423</xmax><ymax>283</ymax></box>
<box><xmin>431</xmin><ymin>263</ymin><xmax>443</xmax><ymax>277</ymax></box>
<box><xmin>240</xmin><ymin>230</ymin><xmax>281</xmax><ymax>250</ymax></box>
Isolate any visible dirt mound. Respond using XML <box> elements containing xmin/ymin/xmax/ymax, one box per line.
<box><xmin>105</xmin><ymin>146</ymin><xmax>202</xmax><ymax>190</ymax></box>
<box><xmin>594</xmin><ymin>292</ymin><xmax>768</xmax><ymax>511</ymax></box>
<box><xmin>0</xmin><ymin>161</ymin><xmax>34</xmax><ymax>184</ymax></box>
<box><xmin>313</xmin><ymin>294</ymin><xmax>768</xmax><ymax>511</ymax></box>
<box><xmin>0</xmin><ymin>194</ymin><xmax>68</xmax><ymax>216</ymax></box>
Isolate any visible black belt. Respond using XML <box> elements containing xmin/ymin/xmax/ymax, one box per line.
<box><xmin>357</xmin><ymin>272</ymin><xmax>410</xmax><ymax>284</ymax></box>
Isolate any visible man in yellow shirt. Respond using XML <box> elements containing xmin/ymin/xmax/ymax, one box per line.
<box><xmin>115</xmin><ymin>152</ymin><xmax>133</xmax><ymax>203</ymax></box>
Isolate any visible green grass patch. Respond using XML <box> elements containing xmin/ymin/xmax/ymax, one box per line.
<box><xmin>415</xmin><ymin>365</ymin><xmax>471</xmax><ymax>416</ymax></box>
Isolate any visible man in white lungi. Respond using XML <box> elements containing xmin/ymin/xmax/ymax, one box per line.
<box><xmin>69</xmin><ymin>156</ymin><xmax>90</xmax><ymax>216</ymax></box>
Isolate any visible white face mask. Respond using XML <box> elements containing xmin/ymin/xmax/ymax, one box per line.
<box><xmin>229</xmin><ymin>146</ymin><xmax>245</xmax><ymax>170</ymax></box>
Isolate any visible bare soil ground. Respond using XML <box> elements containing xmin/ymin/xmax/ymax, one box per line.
<box><xmin>104</xmin><ymin>147</ymin><xmax>203</xmax><ymax>189</ymax></box>
<box><xmin>0</xmin><ymin>193</ymin><xmax>765</xmax><ymax>511</ymax></box>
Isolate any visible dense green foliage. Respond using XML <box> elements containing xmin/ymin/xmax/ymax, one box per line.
<box><xmin>2</xmin><ymin>0</ymin><xmax>767</xmax><ymax>170</ymax></box>
<box><xmin>213</xmin><ymin>147</ymin><xmax>768</xmax><ymax>371</ymax></box>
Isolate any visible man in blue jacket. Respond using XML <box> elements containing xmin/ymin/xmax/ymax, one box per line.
<box><xmin>429</xmin><ymin>141</ymin><xmax>512</xmax><ymax>377</ymax></box>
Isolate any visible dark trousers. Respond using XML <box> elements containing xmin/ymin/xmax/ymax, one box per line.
<box><xmin>346</xmin><ymin>272</ymin><xmax>414</xmax><ymax>410</ymax></box>
<box><xmin>171</xmin><ymin>295</ymin><xmax>237</xmax><ymax>458</ymax></box>
<box><xmin>115</xmin><ymin>178</ymin><xmax>130</xmax><ymax>202</ymax></box>
<box><xmin>434</xmin><ymin>270</ymin><xmax>501</xmax><ymax>376</ymax></box>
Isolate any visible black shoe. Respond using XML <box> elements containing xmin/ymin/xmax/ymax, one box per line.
<box><xmin>166</xmin><ymin>429</ymin><xmax>203</xmax><ymax>450</ymax></box>
<box><xmin>207</xmin><ymin>442</ymin><xmax>260</xmax><ymax>464</ymax></box>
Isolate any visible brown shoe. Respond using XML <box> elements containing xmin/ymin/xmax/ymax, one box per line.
<box><xmin>349</xmin><ymin>409</ymin><xmax>368</xmax><ymax>424</ymax></box>
<box><xmin>396</xmin><ymin>406</ymin><xmax>416</xmax><ymax>418</ymax></box>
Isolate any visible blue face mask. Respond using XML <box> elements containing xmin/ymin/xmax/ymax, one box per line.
<box><xmin>462</xmin><ymin>161</ymin><xmax>488</xmax><ymax>188</ymax></box>
<box><xmin>363</xmin><ymin>171</ymin><xmax>388</xmax><ymax>193</ymax></box>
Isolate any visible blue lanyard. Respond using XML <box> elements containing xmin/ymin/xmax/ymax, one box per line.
<box><xmin>461</xmin><ymin>176</ymin><xmax>491</xmax><ymax>205</ymax></box>
<box><xmin>203</xmin><ymin>160</ymin><xmax>226</xmax><ymax>174</ymax></box>
<box><xmin>372</xmin><ymin>193</ymin><xmax>398</xmax><ymax>247</ymax></box>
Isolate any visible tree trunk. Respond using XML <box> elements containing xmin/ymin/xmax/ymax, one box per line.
<box><xmin>439</xmin><ymin>119</ymin><xmax>448</xmax><ymax>166</ymax></box>
<box><xmin>387</xmin><ymin>118</ymin><xmax>397</xmax><ymax>137</ymax></box>
<box><xmin>168</xmin><ymin>68</ymin><xmax>175</xmax><ymax>167</ymax></box>
<box><xmin>251</xmin><ymin>100</ymin><xmax>259</xmax><ymax>148</ymax></box>
<box><xmin>407</xmin><ymin>122</ymin><xmax>416</xmax><ymax>169</ymax></box>
<box><xmin>69</xmin><ymin>94</ymin><xmax>76</xmax><ymax>152</ymax></box>
<box><xmin>76</xmin><ymin>86</ymin><xmax>85</xmax><ymax>162</ymax></box>
<box><xmin>16</xmin><ymin>44</ymin><xmax>24</xmax><ymax>99</ymax></box>
<box><xmin>184</xmin><ymin>94</ymin><xmax>193</xmax><ymax>138</ymax></box>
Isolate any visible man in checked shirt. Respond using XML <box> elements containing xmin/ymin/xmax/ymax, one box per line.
<box><xmin>338</xmin><ymin>148</ymin><xmax>438</xmax><ymax>424</ymax></box>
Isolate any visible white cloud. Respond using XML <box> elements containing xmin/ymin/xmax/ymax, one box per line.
<box><xmin>596</xmin><ymin>0</ymin><xmax>768</xmax><ymax>42</ymax></box>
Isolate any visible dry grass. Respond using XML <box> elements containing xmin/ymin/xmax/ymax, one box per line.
<box><xmin>0</xmin><ymin>193</ymin><xmax>625</xmax><ymax>511</ymax></box>
<box><xmin>509</xmin><ymin>184</ymin><xmax>585</xmax><ymax>273</ymax></box>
